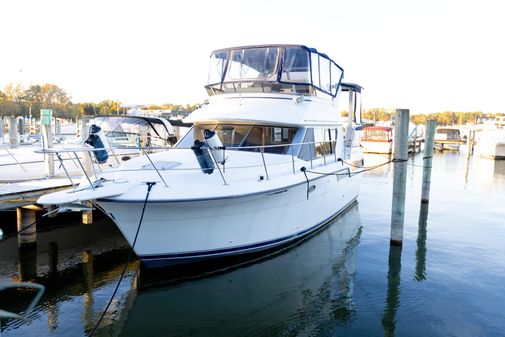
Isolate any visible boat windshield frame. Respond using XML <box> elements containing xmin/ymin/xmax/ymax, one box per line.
<box><xmin>206</xmin><ymin>45</ymin><xmax>344</xmax><ymax>98</ymax></box>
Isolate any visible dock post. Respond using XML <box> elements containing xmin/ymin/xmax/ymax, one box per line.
<box><xmin>82</xmin><ymin>201</ymin><xmax>93</xmax><ymax>225</ymax></box>
<box><xmin>9</xmin><ymin>116</ymin><xmax>19</xmax><ymax>148</ymax></box>
<box><xmin>17</xmin><ymin>206</ymin><xmax>38</xmax><ymax>249</ymax></box>
<box><xmin>55</xmin><ymin>118</ymin><xmax>62</xmax><ymax>141</ymax></box>
<box><xmin>421</xmin><ymin>120</ymin><xmax>436</xmax><ymax>204</ymax></box>
<box><xmin>466</xmin><ymin>130</ymin><xmax>475</xmax><ymax>158</ymax></box>
<box><xmin>390</xmin><ymin>109</ymin><xmax>410</xmax><ymax>245</ymax></box>
<box><xmin>18</xmin><ymin>117</ymin><xmax>25</xmax><ymax>143</ymax></box>
<box><xmin>41</xmin><ymin>109</ymin><xmax>55</xmax><ymax>177</ymax></box>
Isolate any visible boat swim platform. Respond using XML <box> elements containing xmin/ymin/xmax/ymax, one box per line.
<box><xmin>0</xmin><ymin>178</ymin><xmax>75</xmax><ymax>210</ymax></box>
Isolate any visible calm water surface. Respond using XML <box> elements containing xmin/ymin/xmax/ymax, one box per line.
<box><xmin>1</xmin><ymin>151</ymin><xmax>504</xmax><ymax>337</ymax></box>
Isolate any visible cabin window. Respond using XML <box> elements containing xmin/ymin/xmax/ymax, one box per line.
<box><xmin>178</xmin><ymin>124</ymin><xmax>299</xmax><ymax>154</ymax></box>
<box><xmin>314</xmin><ymin>128</ymin><xmax>337</xmax><ymax>157</ymax></box>
<box><xmin>241</xmin><ymin>126</ymin><xmax>297</xmax><ymax>154</ymax></box>
<box><xmin>299</xmin><ymin>128</ymin><xmax>338</xmax><ymax>161</ymax></box>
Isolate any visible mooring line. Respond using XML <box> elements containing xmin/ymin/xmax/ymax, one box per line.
<box><xmin>87</xmin><ymin>181</ymin><xmax>156</xmax><ymax>337</ymax></box>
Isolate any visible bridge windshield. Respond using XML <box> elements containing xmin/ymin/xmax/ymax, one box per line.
<box><xmin>206</xmin><ymin>45</ymin><xmax>343</xmax><ymax>98</ymax></box>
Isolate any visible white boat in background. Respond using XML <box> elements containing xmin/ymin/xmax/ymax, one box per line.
<box><xmin>361</xmin><ymin>126</ymin><xmax>394</xmax><ymax>154</ymax></box>
<box><xmin>38</xmin><ymin>44</ymin><xmax>364</xmax><ymax>267</ymax></box>
<box><xmin>0</xmin><ymin>115</ymin><xmax>179</xmax><ymax>182</ymax></box>
<box><xmin>478</xmin><ymin>129</ymin><xmax>505</xmax><ymax>160</ymax></box>
<box><xmin>361</xmin><ymin>123</ymin><xmax>423</xmax><ymax>154</ymax></box>
<box><xmin>434</xmin><ymin>127</ymin><xmax>464</xmax><ymax>151</ymax></box>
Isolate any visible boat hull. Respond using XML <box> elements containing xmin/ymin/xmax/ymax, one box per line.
<box><xmin>361</xmin><ymin>141</ymin><xmax>393</xmax><ymax>154</ymax></box>
<box><xmin>97</xmin><ymin>172</ymin><xmax>360</xmax><ymax>267</ymax></box>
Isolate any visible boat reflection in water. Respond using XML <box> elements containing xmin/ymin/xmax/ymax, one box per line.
<box><xmin>116</xmin><ymin>205</ymin><xmax>362</xmax><ymax>336</ymax></box>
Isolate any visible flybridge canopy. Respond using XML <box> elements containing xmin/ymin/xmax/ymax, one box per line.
<box><xmin>206</xmin><ymin>45</ymin><xmax>344</xmax><ymax>98</ymax></box>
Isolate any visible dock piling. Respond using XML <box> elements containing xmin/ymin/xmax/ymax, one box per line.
<box><xmin>18</xmin><ymin>117</ymin><xmax>25</xmax><ymax>143</ymax></box>
<box><xmin>9</xmin><ymin>116</ymin><xmax>19</xmax><ymax>148</ymax></box>
<box><xmin>17</xmin><ymin>206</ymin><xmax>38</xmax><ymax>249</ymax></box>
<box><xmin>466</xmin><ymin>130</ymin><xmax>475</xmax><ymax>158</ymax></box>
<box><xmin>421</xmin><ymin>120</ymin><xmax>436</xmax><ymax>204</ymax></box>
<box><xmin>390</xmin><ymin>109</ymin><xmax>410</xmax><ymax>245</ymax></box>
<box><xmin>82</xmin><ymin>201</ymin><xmax>93</xmax><ymax>225</ymax></box>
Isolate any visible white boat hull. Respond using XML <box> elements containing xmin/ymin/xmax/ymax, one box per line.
<box><xmin>98</xmin><ymin>172</ymin><xmax>359</xmax><ymax>267</ymax></box>
<box><xmin>361</xmin><ymin>141</ymin><xmax>393</xmax><ymax>154</ymax></box>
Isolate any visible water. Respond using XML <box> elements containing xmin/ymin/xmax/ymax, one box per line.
<box><xmin>1</xmin><ymin>151</ymin><xmax>504</xmax><ymax>337</ymax></box>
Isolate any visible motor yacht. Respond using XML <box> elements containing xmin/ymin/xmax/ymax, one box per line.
<box><xmin>38</xmin><ymin>44</ymin><xmax>364</xmax><ymax>267</ymax></box>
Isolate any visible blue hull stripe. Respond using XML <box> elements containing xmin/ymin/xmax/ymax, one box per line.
<box><xmin>139</xmin><ymin>198</ymin><xmax>357</xmax><ymax>263</ymax></box>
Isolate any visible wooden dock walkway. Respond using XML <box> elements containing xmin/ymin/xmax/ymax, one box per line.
<box><xmin>0</xmin><ymin>178</ymin><xmax>74</xmax><ymax>210</ymax></box>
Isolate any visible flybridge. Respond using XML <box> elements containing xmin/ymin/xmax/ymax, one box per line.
<box><xmin>205</xmin><ymin>45</ymin><xmax>344</xmax><ymax>98</ymax></box>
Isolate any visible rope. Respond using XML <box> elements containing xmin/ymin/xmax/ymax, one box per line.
<box><xmin>87</xmin><ymin>181</ymin><xmax>156</xmax><ymax>337</ymax></box>
<box><xmin>302</xmin><ymin>158</ymin><xmax>395</xmax><ymax>178</ymax></box>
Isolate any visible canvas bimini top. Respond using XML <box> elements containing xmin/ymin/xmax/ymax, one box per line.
<box><xmin>205</xmin><ymin>44</ymin><xmax>344</xmax><ymax>98</ymax></box>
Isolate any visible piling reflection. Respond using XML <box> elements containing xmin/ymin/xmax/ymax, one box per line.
<box><xmin>116</xmin><ymin>205</ymin><xmax>363</xmax><ymax>336</ymax></box>
<box><xmin>48</xmin><ymin>242</ymin><xmax>58</xmax><ymax>275</ymax></box>
<box><xmin>415</xmin><ymin>202</ymin><xmax>429</xmax><ymax>281</ymax></box>
<box><xmin>382</xmin><ymin>245</ymin><xmax>402</xmax><ymax>337</ymax></box>
<box><xmin>17</xmin><ymin>247</ymin><xmax>37</xmax><ymax>282</ymax></box>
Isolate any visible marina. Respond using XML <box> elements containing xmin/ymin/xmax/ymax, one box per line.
<box><xmin>1</xmin><ymin>43</ymin><xmax>505</xmax><ymax>336</ymax></box>
<box><xmin>0</xmin><ymin>150</ymin><xmax>504</xmax><ymax>336</ymax></box>
<box><xmin>2</xmin><ymin>1</ymin><xmax>505</xmax><ymax>335</ymax></box>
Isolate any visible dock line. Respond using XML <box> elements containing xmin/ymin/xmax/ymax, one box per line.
<box><xmin>87</xmin><ymin>181</ymin><xmax>156</xmax><ymax>337</ymax></box>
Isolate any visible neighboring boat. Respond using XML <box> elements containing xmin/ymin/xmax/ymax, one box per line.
<box><xmin>478</xmin><ymin>129</ymin><xmax>505</xmax><ymax>160</ymax></box>
<box><xmin>0</xmin><ymin>115</ymin><xmax>179</xmax><ymax>182</ymax></box>
<box><xmin>361</xmin><ymin>126</ymin><xmax>394</xmax><ymax>154</ymax></box>
<box><xmin>38</xmin><ymin>44</ymin><xmax>363</xmax><ymax>267</ymax></box>
<box><xmin>434</xmin><ymin>127</ymin><xmax>464</xmax><ymax>151</ymax></box>
<box><xmin>361</xmin><ymin>122</ymin><xmax>423</xmax><ymax>155</ymax></box>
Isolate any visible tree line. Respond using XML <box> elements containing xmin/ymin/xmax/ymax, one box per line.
<box><xmin>2</xmin><ymin>82</ymin><xmax>502</xmax><ymax>125</ymax></box>
<box><xmin>362</xmin><ymin>108</ymin><xmax>502</xmax><ymax>126</ymax></box>
<box><xmin>0</xmin><ymin>82</ymin><xmax>200</xmax><ymax>120</ymax></box>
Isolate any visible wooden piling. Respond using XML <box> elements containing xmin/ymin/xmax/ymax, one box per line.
<box><xmin>421</xmin><ymin>120</ymin><xmax>436</xmax><ymax>204</ymax></box>
<box><xmin>82</xmin><ymin>201</ymin><xmax>93</xmax><ymax>225</ymax></box>
<box><xmin>390</xmin><ymin>109</ymin><xmax>409</xmax><ymax>245</ymax></box>
<box><xmin>18</xmin><ymin>117</ymin><xmax>25</xmax><ymax>143</ymax></box>
<box><xmin>17</xmin><ymin>206</ymin><xmax>38</xmax><ymax>249</ymax></box>
<box><xmin>466</xmin><ymin>129</ymin><xmax>475</xmax><ymax>158</ymax></box>
<box><xmin>9</xmin><ymin>116</ymin><xmax>19</xmax><ymax>148</ymax></box>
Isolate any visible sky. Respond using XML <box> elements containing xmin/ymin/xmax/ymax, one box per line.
<box><xmin>1</xmin><ymin>0</ymin><xmax>504</xmax><ymax>114</ymax></box>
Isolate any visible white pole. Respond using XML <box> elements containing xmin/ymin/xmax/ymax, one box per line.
<box><xmin>421</xmin><ymin>120</ymin><xmax>436</xmax><ymax>203</ymax></box>
<box><xmin>390</xmin><ymin>109</ymin><xmax>410</xmax><ymax>245</ymax></box>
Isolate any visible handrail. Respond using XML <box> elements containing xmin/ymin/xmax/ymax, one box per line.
<box><xmin>34</xmin><ymin>140</ymin><xmax>339</xmax><ymax>153</ymax></box>
<box><xmin>32</xmin><ymin>140</ymin><xmax>347</xmax><ymax>190</ymax></box>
